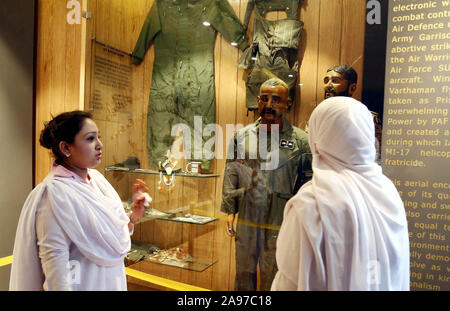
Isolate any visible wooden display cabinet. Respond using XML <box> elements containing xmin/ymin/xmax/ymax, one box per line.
<box><xmin>104</xmin><ymin>168</ymin><xmax>220</xmax><ymax>289</ymax></box>
<box><xmin>73</xmin><ymin>0</ymin><xmax>367</xmax><ymax>291</ymax></box>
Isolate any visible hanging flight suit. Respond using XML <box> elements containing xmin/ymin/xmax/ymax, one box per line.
<box><xmin>132</xmin><ymin>0</ymin><xmax>249</xmax><ymax>170</ymax></box>
<box><xmin>238</xmin><ymin>0</ymin><xmax>304</xmax><ymax>110</ymax></box>
<box><xmin>221</xmin><ymin>116</ymin><xmax>310</xmax><ymax>290</ymax></box>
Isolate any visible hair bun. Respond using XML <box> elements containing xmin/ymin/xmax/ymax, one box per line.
<box><xmin>39</xmin><ymin>120</ymin><xmax>55</xmax><ymax>150</ymax></box>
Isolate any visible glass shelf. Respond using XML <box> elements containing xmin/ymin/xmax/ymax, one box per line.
<box><xmin>155</xmin><ymin>214</ymin><xmax>217</xmax><ymax>225</ymax></box>
<box><xmin>124</xmin><ymin>203</ymin><xmax>217</xmax><ymax>226</ymax></box>
<box><xmin>142</xmin><ymin>256</ymin><xmax>216</xmax><ymax>272</ymax></box>
<box><xmin>105</xmin><ymin>166</ymin><xmax>220</xmax><ymax>178</ymax></box>
<box><xmin>137</xmin><ymin>213</ymin><xmax>217</xmax><ymax>225</ymax></box>
<box><xmin>126</xmin><ymin>242</ymin><xmax>216</xmax><ymax>272</ymax></box>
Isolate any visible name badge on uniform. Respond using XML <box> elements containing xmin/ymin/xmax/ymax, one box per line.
<box><xmin>280</xmin><ymin>139</ymin><xmax>295</xmax><ymax>150</ymax></box>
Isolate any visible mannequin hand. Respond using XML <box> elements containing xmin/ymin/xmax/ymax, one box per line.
<box><xmin>226</xmin><ymin>214</ymin><xmax>236</xmax><ymax>237</ymax></box>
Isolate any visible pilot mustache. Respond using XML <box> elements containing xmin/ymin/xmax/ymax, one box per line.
<box><xmin>261</xmin><ymin>107</ymin><xmax>277</xmax><ymax>115</ymax></box>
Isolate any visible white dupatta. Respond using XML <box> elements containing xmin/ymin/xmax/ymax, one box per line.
<box><xmin>274</xmin><ymin>97</ymin><xmax>410</xmax><ymax>290</ymax></box>
<box><xmin>10</xmin><ymin>165</ymin><xmax>130</xmax><ymax>290</ymax></box>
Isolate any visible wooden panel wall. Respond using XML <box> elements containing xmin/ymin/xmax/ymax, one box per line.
<box><xmin>35</xmin><ymin>0</ymin><xmax>85</xmax><ymax>183</ymax></box>
<box><xmin>297</xmin><ymin>0</ymin><xmax>366</xmax><ymax>129</ymax></box>
<box><xmin>34</xmin><ymin>0</ymin><xmax>367</xmax><ymax>290</ymax></box>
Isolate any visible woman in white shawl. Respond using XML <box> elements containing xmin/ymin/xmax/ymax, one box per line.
<box><xmin>10</xmin><ymin>111</ymin><xmax>149</xmax><ymax>291</ymax></box>
<box><xmin>271</xmin><ymin>97</ymin><xmax>410</xmax><ymax>291</ymax></box>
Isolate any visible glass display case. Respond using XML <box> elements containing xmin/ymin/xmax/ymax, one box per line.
<box><xmin>81</xmin><ymin>0</ymin><xmax>369</xmax><ymax>291</ymax></box>
<box><xmin>83</xmin><ymin>0</ymin><xmax>228</xmax><ymax>290</ymax></box>
<box><xmin>103</xmin><ymin>166</ymin><xmax>220</xmax><ymax>285</ymax></box>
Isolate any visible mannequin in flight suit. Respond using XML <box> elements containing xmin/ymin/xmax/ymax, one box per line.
<box><xmin>221</xmin><ymin>78</ymin><xmax>310</xmax><ymax>290</ymax></box>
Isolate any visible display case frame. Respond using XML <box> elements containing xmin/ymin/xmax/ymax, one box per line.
<box><xmin>78</xmin><ymin>0</ymin><xmax>368</xmax><ymax>291</ymax></box>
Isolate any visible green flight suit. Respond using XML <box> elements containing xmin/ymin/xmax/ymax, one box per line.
<box><xmin>221</xmin><ymin>116</ymin><xmax>310</xmax><ymax>290</ymax></box>
<box><xmin>132</xmin><ymin>0</ymin><xmax>249</xmax><ymax>170</ymax></box>
<box><xmin>238</xmin><ymin>0</ymin><xmax>304</xmax><ymax>110</ymax></box>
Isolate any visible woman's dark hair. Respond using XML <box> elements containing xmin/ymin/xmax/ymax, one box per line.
<box><xmin>39</xmin><ymin>110</ymin><xmax>93</xmax><ymax>164</ymax></box>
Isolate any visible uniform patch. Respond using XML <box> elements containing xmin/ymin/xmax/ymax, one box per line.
<box><xmin>280</xmin><ymin>139</ymin><xmax>295</xmax><ymax>150</ymax></box>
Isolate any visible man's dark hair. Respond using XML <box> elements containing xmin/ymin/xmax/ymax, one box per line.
<box><xmin>327</xmin><ymin>65</ymin><xmax>358</xmax><ymax>85</ymax></box>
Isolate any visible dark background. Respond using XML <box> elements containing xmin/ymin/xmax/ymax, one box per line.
<box><xmin>362</xmin><ymin>0</ymin><xmax>389</xmax><ymax>122</ymax></box>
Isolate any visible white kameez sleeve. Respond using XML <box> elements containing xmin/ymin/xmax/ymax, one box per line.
<box><xmin>271</xmin><ymin>270</ymin><xmax>298</xmax><ymax>290</ymax></box>
<box><xmin>36</xmin><ymin>190</ymin><xmax>72</xmax><ymax>291</ymax></box>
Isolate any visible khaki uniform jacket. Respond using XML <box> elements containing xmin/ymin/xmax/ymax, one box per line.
<box><xmin>238</xmin><ymin>0</ymin><xmax>304</xmax><ymax>110</ymax></box>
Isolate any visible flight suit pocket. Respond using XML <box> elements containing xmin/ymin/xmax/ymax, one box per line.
<box><xmin>265</xmin><ymin>192</ymin><xmax>292</xmax><ymax>232</ymax></box>
<box><xmin>272</xmin><ymin>19</ymin><xmax>304</xmax><ymax>49</ymax></box>
<box><xmin>270</xmin><ymin>149</ymin><xmax>300</xmax><ymax>194</ymax></box>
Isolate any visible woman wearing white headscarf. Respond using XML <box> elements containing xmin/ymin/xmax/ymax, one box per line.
<box><xmin>271</xmin><ymin>97</ymin><xmax>409</xmax><ymax>291</ymax></box>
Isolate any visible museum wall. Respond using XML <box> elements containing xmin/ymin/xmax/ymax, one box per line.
<box><xmin>0</xmin><ymin>0</ymin><xmax>35</xmax><ymax>290</ymax></box>
<box><xmin>34</xmin><ymin>0</ymin><xmax>366</xmax><ymax>290</ymax></box>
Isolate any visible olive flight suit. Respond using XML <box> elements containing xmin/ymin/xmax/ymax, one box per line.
<box><xmin>221</xmin><ymin>117</ymin><xmax>310</xmax><ymax>290</ymax></box>
<box><xmin>132</xmin><ymin>0</ymin><xmax>249</xmax><ymax>170</ymax></box>
<box><xmin>238</xmin><ymin>0</ymin><xmax>304</xmax><ymax>110</ymax></box>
